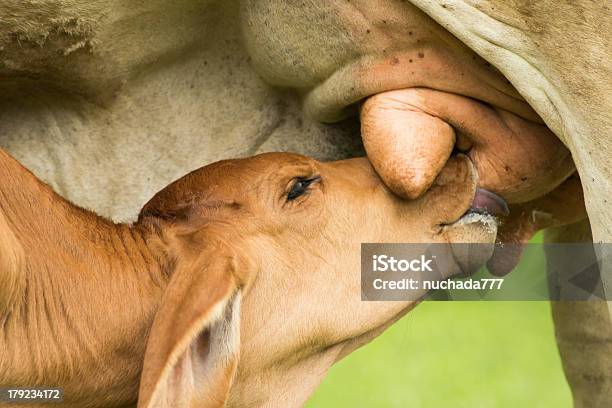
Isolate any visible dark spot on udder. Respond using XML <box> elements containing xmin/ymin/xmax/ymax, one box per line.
<box><xmin>521</xmin><ymin>177</ymin><xmax>528</xmax><ymax>181</ymax></box>
<box><xmin>418</xmin><ymin>52</ymin><xmax>424</xmax><ymax>58</ymax></box>
<box><xmin>408</xmin><ymin>31</ymin><xmax>413</xmax><ymax>35</ymax></box>
<box><xmin>409</xmin><ymin>59</ymin><xmax>413</xmax><ymax>63</ymax></box>
<box><xmin>366</xmin><ymin>29</ymin><xmax>371</xmax><ymax>34</ymax></box>
<box><xmin>504</xmin><ymin>165</ymin><xmax>511</xmax><ymax>171</ymax></box>
<box><xmin>391</xmin><ymin>57</ymin><xmax>400</xmax><ymax>65</ymax></box>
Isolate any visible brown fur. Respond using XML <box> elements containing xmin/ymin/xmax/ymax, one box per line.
<box><xmin>0</xmin><ymin>148</ymin><xmax>498</xmax><ymax>407</ymax></box>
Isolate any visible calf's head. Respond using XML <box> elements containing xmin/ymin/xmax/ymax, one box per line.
<box><xmin>136</xmin><ymin>152</ymin><xmax>497</xmax><ymax>408</ymax></box>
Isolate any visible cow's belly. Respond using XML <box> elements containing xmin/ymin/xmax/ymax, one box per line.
<box><xmin>0</xmin><ymin>1</ymin><xmax>363</xmax><ymax>222</ymax></box>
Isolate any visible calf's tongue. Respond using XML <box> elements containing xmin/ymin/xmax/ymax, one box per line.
<box><xmin>469</xmin><ymin>188</ymin><xmax>536</xmax><ymax>276</ymax></box>
<box><xmin>471</xmin><ymin>188</ymin><xmax>510</xmax><ymax>216</ymax></box>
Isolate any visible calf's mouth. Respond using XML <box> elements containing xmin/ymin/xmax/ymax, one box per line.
<box><xmin>441</xmin><ymin>161</ymin><xmax>504</xmax><ymax>275</ymax></box>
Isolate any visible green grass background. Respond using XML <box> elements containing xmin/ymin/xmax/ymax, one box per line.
<box><xmin>307</xmin><ymin>236</ymin><xmax>572</xmax><ymax>407</ymax></box>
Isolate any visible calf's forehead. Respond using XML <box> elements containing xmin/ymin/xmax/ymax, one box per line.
<box><xmin>197</xmin><ymin>153</ymin><xmax>317</xmax><ymax>187</ymax></box>
<box><xmin>141</xmin><ymin>153</ymin><xmax>318</xmax><ymax>215</ymax></box>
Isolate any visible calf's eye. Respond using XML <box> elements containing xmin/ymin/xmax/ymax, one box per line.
<box><xmin>287</xmin><ymin>176</ymin><xmax>320</xmax><ymax>201</ymax></box>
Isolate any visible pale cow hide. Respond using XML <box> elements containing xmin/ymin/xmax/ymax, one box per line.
<box><xmin>0</xmin><ymin>0</ymin><xmax>610</xmax><ymax>406</ymax></box>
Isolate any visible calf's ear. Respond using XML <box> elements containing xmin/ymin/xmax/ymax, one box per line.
<box><xmin>137</xmin><ymin>240</ymin><xmax>253</xmax><ymax>408</ymax></box>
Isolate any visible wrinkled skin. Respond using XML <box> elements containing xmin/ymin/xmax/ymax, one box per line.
<box><xmin>360</xmin><ymin>88</ymin><xmax>578</xmax><ymax>272</ymax></box>
<box><xmin>361</xmin><ymin>88</ymin><xmax>574</xmax><ymax>203</ymax></box>
<box><xmin>0</xmin><ymin>0</ymin><xmax>610</xmax><ymax>405</ymax></box>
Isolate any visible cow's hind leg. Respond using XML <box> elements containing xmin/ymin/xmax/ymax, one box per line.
<box><xmin>546</xmin><ymin>220</ymin><xmax>612</xmax><ymax>407</ymax></box>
